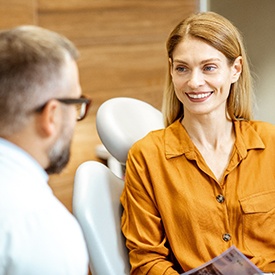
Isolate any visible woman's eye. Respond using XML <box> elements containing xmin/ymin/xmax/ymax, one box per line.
<box><xmin>204</xmin><ymin>65</ymin><xmax>216</xmax><ymax>72</ymax></box>
<box><xmin>175</xmin><ymin>66</ymin><xmax>187</xmax><ymax>73</ymax></box>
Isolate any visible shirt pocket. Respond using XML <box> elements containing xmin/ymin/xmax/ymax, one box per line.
<box><xmin>239</xmin><ymin>190</ymin><xmax>275</xmax><ymax>256</ymax></box>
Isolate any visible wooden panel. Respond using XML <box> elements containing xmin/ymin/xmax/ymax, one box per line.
<box><xmin>37</xmin><ymin>0</ymin><xmax>197</xmax><ymax>46</ymax></box>
<box><xmin>0</xmin><ymin>0</ymin><xmax>36</xmax><ymax>29</ymax></box>
<box><xmin>46</xmin><ymin>0</ymin><xmax>199</xmax><ymax>211</ymax></box>
<box><xmin>77</xmin><ymin>42</ymin><xmax>167</xmax><ymax>112</ymax></box>
<box><xmin>38</xmin><ymin>0</ymin><xmax>196</xmax><ymax>13</ymax></box>
<box><xmin>0</xmin><ymin>0</ymin><xmax>199</xmax><ymax>211</ymax></box>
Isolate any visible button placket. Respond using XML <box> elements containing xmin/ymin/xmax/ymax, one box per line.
<box><xmin>216</xmin><ymin>194</ymin><xmax>225</xmax><ymax>203</ymax></box>
<box><xmin>222</xmin><ymin>233</ymin><xmax>231</xmax><ymax>242</ymax></box>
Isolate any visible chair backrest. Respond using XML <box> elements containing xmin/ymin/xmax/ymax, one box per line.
<box><xmin>73</xmin><ymin>161</ymin><xmax>130</xmax><ymax>275</ymax></box>
<box><xmin>96</xmin><ymin>97</ymin><xmax>164</xmax><ymax>165</ymax></box>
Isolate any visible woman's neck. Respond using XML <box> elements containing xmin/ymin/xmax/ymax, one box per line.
<box><xmin>181</xmin><ymin>112</ymin><xmax>234</xmax><ymax>151</ymax></box>
<box><xmin>181</xmin><ymin>112</ymin><xmax>235</xmax><ymax>182</ymax></box>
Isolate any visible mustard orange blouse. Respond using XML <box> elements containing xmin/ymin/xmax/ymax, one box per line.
<box><xmin>121</xmin><ymin>119</ymin><xmax>275</xmax><ymax>274</ymax></box>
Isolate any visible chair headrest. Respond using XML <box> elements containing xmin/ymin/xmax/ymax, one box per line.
<box><xmin>96</xmin><ymin>97</ymin><xmax>164</xmax><ymax>165</ymax></box>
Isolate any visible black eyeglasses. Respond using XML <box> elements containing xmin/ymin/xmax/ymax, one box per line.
<box><xmin>35</xmin><ymin>95</ymin><xmax>92</xmax><ymax>121</ymax></box>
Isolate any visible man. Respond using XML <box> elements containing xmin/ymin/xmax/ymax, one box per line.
<box><xmin>0</xmin><ymin>25</ymin><xmax>91</xmax><ymax>274</ymax></box>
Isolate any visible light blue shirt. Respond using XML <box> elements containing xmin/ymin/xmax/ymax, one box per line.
<box><xmin>0</xmin><ymin>138</ymin><xmax>89</xmax><ymax>275</ymax></box>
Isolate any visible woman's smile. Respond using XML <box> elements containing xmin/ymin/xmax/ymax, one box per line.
<box><xmin>186</xmin><ymin>91</ymin><xmax>213</xmax><ymax>100</ymax></box>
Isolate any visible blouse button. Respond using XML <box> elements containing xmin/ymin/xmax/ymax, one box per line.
<box><xmin>222</xmin><ymin>233</ymin><xmax>231</xmax><ymax>242</ymax></box>
<box><xmin>216</xmin><ymin>194</ymin><xmax>225</xmax><ymax>203</ymax></box>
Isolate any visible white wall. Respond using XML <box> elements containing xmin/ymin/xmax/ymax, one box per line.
<box><xmin>205</xmin><ymin>0</ymin><xmax>275</xmax><ymax>123</ymax></box>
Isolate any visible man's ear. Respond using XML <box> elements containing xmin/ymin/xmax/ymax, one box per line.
<box><xmin>231</xmin><ymin>56</ymin><xmax>242</xmax><ymax>83</ymax></box>
<box><xmin>38</xmin><ymin>100</ymin><xmax>60</xmax><ymax>137</ymax></box>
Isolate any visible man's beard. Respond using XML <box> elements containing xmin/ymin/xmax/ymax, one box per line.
<box><xmin>45</xmin><ymin>134</ymin><xmax>72</xmax><ymax>175</ymax></box>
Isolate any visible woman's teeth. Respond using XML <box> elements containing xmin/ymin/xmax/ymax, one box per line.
<box><xmin>188</xmin><ymin>92</ymin><xmax>211</xmax><ymax>99</ymax></box>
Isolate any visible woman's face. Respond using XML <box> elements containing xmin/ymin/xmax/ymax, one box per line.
<box><xmin>170</xmin><ymin>37</ymin><xmax>242</xmax><ymax>118</ymax></box>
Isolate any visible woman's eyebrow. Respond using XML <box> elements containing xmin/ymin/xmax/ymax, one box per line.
<box><xmin>200</xmin><ymin>58</ymin><xmax>222</xmax><ymax>64</ymax></box>
<box><xmin>172</xmin><ymin>58</ymin><xmax>221</xmax><ymax>64</ymax></box>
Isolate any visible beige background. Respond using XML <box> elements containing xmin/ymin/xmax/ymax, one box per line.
<box><xmin>208</xmin><ymin>0</ymin><xmax>275</xmax><ymax>124</ymax></box>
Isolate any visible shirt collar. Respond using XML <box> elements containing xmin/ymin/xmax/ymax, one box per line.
<box><xmin>164</xmin><ymin>119</ymin><xmax>265</xmax><ymax>160</ymax></box>
<box><xmin>233</xmin><ymin>120</ymin><xmax>265</xmax><ymax>159</ymax></box>
<box><xmin>0</xmin><ymin>138</ymin><xmax>49</xmax><ymax>182</ymax></box>
<box><xmin>164</xmin><ymin>119</ymin><xmax>195</xmax><ymax>159</ymax></box>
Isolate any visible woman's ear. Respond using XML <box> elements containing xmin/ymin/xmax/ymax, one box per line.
<box><xmin>231</xmin><ymin>56</ymin><xmax>242</xmax><ymax>83</ymax></box>
<box><xmin>38</xmin><ymin>100</ymin><xmax>60</xmax><ymax>137</ymax></box>
<box><xmin>169</xmin><ymin>58</ymin><xmax>173</xmax><ymax>76</ymax></box>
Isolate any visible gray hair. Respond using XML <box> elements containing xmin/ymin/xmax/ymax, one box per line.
<box><xmin>0</xmin><ymin>25</ymin><xmax>79</xmax><ymax>136</ymax></box>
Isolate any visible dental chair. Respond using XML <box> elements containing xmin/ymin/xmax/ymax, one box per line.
<box><xmin>73</xmin><ymin>97</ymin><xmax>164</xmax><ymax>274</ymax></box>
<box><xmin>96</xmin><ymin>97</ymin><xmax>164</xmax><ymax>177</ymax></box>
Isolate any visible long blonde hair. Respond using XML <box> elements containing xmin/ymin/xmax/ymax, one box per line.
<box><xmin>162</xmin><ymin>12</ymin><xmax>253</xmax><ymax>127</ymax></box>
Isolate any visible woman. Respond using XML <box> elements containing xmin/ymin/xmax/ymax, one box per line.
<box><xmin>121</xmin><ymin>12</ymin><xmax>275</xmax><ymax>274</ymax></box>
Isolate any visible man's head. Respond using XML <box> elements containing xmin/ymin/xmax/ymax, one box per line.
<box><xmin>0</xmin><ymin>25</ymin><xmax>88</xmax><ymax>174</ymax></box>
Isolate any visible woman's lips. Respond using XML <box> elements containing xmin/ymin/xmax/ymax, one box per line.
<box><xmin>187</xmin><ymin>92</ymin><xmax>213</xmax><ymax>100</ymax></box>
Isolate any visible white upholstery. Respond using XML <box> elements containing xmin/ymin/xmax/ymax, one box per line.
<box><xmin>73</xmin><ymin>98</ymin><xmax>163</xmax><ymax>274</ymax></box>
<box><xmin>96</xmin><ymin>97</ymin><xmax>164</xmax><ymax>165</ymax></box>
<box><xmin>73</xmin><ymin>161</ymin><xmax>130</xmax><ymax>275</ymax></box>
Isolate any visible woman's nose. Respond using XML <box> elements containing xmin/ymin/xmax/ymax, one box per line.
<box><xmin>187</xmin><ymin>70</ymin><xmax>205</xmax><ymax>89</ymax></box>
